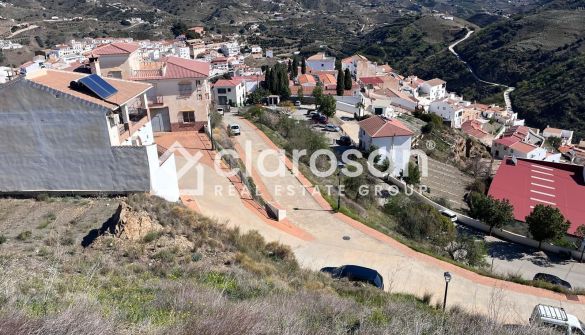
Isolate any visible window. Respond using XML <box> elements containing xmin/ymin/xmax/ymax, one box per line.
<box><xmin>217</xmin><ymin>88</ymin><xmax>227</xmax><ymax>94</ymax></box>
<box><xmin>198</xmin><ymin>94</ymin><xmax>203</xmax><ymax>100</ymax></box>
<box><xmin>108</xmin><ymin>71</ymin><xmax>122</xmax><ymax>79</ymax></box>
<box><xmin>182</xmin><ymin>111</ymin><xmax>195</xmax><ymax>123</ymax></box>
<box><xmin>227</xmin><ymin>88</ymin><xmax>231</xmax><ymax>92</ymax></box>
<box><xmin>178</xmin><ymin>82</ymin><xmax>193</xmax><ymax>97</ymax></box>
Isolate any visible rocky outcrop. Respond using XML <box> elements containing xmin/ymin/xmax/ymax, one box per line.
<box><xmin>111</xmin><ymin>202</ymin><xmax>163</xmax><ymax>241</ymax></box>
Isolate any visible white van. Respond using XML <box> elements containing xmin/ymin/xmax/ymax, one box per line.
<box><xmin>216</xmin><ymin>107</ymin><xmax>224</xmax><ymax>115</ymax></box>
<box><xmin>440</xmin><ymin>209</ymin><xmax>457</xmax><ymax>222</ymax></box>
<box><xmin>530</xmin><ymin>304</ymin><xmax>585</xmax><ymax>334</ymax></box>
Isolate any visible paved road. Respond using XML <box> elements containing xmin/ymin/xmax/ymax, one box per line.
<box><xmin>448</xmin><ymin>28</ymin><xmax>515</xmax><ymax>113</ymax></box>
<box><xmin>222</xmin><ymin>113</ymin><xmax>585</xmax><ymax>324</ymax></box>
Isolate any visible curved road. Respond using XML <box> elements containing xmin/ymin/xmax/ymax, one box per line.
<box><xmin>218</xmin><ymin>113</ymin><xmax>585</xmax><ymax>324</ymax></box>
<box><xmin>448</xmin><ymin>28</ymin><xmax>515</xmax><ymax>113</ymax></box>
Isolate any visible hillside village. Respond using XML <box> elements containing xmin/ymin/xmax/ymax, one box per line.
<box><xmin>1</xmin><ymin>18</ymin><xmax>585</xmax><ymax>333</ymax></box>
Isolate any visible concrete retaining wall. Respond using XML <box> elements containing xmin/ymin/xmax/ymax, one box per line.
<box><xmin>386</xmin><ymin>175</ymin><xmax>583</xmax><ymax>259</ymax></box>
<box><xmin>265</xmin><ymin>202</ymin><xmax>286</xmax><ymax>221</ymax></box>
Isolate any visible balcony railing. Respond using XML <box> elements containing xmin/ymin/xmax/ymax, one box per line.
<box><xmin>146</xmin><ymin>96</ymin><xmax>164</xmax><ymax>107</ymax></box>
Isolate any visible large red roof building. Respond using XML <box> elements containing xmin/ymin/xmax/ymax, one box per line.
<box><xmin>488</xmin><ymin>157</ymin><xmax>585</xmax><ymax>235</ymax></box>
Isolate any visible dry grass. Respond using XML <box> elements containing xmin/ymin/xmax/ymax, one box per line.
<box><xmin>0</xmin><ymin>194</ymin><xmax>559</xmax><ymax>335</ymax></box>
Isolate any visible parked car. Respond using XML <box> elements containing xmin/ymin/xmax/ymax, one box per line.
<box><xmin>320</xmin><ymin>265</ymin><xmax>384</xmax><ymax>290</ymax></box>
<box><xmin>337</xmin><ymin>135</ymin><xmax>352</xmax><ymax>146</ymax></box>
<box><xmin>529</xmin><ymin>304</ymin><xmax>585</xmax><ymax>334</ymax></box>
<box><xmin>294</xmin><ymin>100</ymin><xmax>302</xmax><ymax>107</ymax></box>
<box><xmin>318</xmin><ymin>114</ymin><xmax>328</xmax><ymax>124</ymax></box>
<box><xmin>440</xmin><ymin>209</ymin><xmax>458</xmax><ymax>222</ymax></box>
<box><xmin>228</xmin><ymin>123</ymin><xmax>241</xmax><ymax>136</ymax></box>
<box><xmin>533</xmin><ymin>273</ymin><xmax>572</xmax><ymax>289</ymax></box>
<box><xmin>324</xmin><ymin>123</ymin><xmax>340</xmax><ymax>132</ymax></box>
<box><xmin>216</xmin><ymin>107</ymin><xmax>224</xmax><ymax>115</ymax></box>
<box><xmin>311</xmin><ymin>112</ymin><xmax>321</xmax><ymax>121</ymax></box>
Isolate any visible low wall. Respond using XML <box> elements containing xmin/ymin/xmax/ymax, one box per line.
<box><xmin>386</xmin><ymin>175</ymin><xmax>583</xmax><ymax>259</ymax></box>
<box><xmin>265</xmin><ymin>202</ymin><xmax>286</xmax><ymax>221</ymax></box>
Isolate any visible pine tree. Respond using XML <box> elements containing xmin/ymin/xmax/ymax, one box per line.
<box><xmin>344</xmin><ymin>68</ymin><xmax>352</xmax><ymax>90</ymax></box>
<box><xmin>292</xmin><ymin>57</ymin><xmax>299</xmax><ymax>78</ymax></box>
<box><xmin>301</xmin><ymin>58</ymin><xmax>306</xmax><ymax>74</ymax></box>
<box><xmin>336</xmin><ymin>68</ymin><xmax>345</xmax><ymax>96</ymax></box>
<box><xmin>287</xmin><ymin>59</ymin><xmax>292</xmax><ymax>73</ymax></box>
<box><xmin>264</xmin><ymin>68</ymin><xmax>272</xmax><ymax>91</ymax></box>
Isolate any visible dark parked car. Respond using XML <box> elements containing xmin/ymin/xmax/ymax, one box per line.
<box><xmin>320</xmin><ymin>265</ymin><xmax>384</xmax><ymax>289</ymax></box>
<box><xmin>337</xmin><ymin>135</ymin><xmax>352</xmax><ymax>146</ymax></box>
<box><xmin>318</xmin><ymin>114</ymin><xmax>328</xmax><ymax>124</ymax></box>
<box><xmin>533</xmin><ymin>273</ymin><xmax>572</xmax><ymax>289</ymax></box>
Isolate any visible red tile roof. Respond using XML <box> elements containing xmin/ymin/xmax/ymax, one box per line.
<box><xmin>132</xmin><ymin>56</ymin><xmax>209</xmax><ymax>80</ymax></box>
<box><xmin>298</xmin><ymin>74</ymin><xmax>316</xmax><ymax>85</ymax></box>
<box><xmin>425</xmin><ymin>78</ymin><xmax>446</xmax><ymax>86</ymax></box>
<box><xmin>213</xmin><ymin>79</ymin><xmax>242</xmax><ymax>87</ymax></box>
<box><xmin>358</xmin><ymin>115</ymin><xmax>413</xmax><ymax>138</ymax></box>
<box><xmin>488</xmin><ymin>157</ymin><xmax>585</xmax><ymax>235</ymax></box>
<box><xmin>92</xmin><ymin>42</ymin><xmax>139</xmax><ymax>56</ymax></box>
<box><xmin>461</xmin><ymin>120</ymin><xmax>489</xmax><ymax>139</ymax></box>
<box><xmin>359</xmin><ymin>76</ymin><xmax>384</xmax><ymax>86</ymax></box>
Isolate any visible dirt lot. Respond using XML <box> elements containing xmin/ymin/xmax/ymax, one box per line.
<box><xmin>0</xmin><ymin>196</ymin><xmax>120</xmax><ymax>260</ymax></box>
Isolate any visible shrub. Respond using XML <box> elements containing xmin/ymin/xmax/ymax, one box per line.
<box><xmin>16</xmin><ymin>230</ymin><xmax>32</xmax><ymax>241</ymax></box>
<box><xmin>0</xmin><ymin>235</ymin><xmax>6</xmax><ymax>244</ymax></box>
<box><xmin>142</xmin><ymin>231</ymin><xmax>162</xmax><ymax>243</ymax></box>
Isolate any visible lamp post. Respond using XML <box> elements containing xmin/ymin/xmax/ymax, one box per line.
<box><xmin>442</xmin><ymin>272</ymin><xmax>452</xmax><ymax>312</ymax></box>
<box><xmin>336</xmin><ymin>162</ymin><xmax>344</xmax><ymax>212</ymax></box>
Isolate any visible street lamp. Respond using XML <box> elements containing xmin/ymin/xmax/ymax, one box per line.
<box><xmin>336</xmin><ymin>162</ymin><xmax>345</xmax><ymax>211</ymax></box>
<box><xmin>442</xmin><ymin>272</ymin><xmax>452</xmax><ymax>312</ymax></box>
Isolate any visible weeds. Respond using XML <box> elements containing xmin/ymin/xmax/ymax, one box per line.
<box><xmin>16</xmin><ymin>230</ymin><xmax>32</xmax><ymax>241</ymax></box>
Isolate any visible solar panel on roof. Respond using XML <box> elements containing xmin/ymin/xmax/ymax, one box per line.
<box><xmin>78</xmin><ymin>74</ymin><xmax>118</xmax><ymax>100</ymax></box>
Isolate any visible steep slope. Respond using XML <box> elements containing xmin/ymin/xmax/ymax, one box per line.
<box><xmin>456</xmin><ymin>7</ymin><xmax>585</xmax><ymax>139</ymax></box>
<box><xmin>0</xmin><ymin>195</ymin><xmax>556</xmax><ymax>334</ymax></box>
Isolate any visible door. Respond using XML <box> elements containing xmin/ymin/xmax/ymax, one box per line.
<box><xmin>151</xmin><ymin>108</ymin><xmax>171</xmax><ymax>132</ymax></box>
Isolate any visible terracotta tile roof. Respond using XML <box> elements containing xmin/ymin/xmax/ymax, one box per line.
<box><xmin>509</xmin><ymin>141</ymin><xmax>538</xmax><ymax>154</ymax></box>
<box><xmin>494</xmin><ymin>136</ymin><xmax>521</xmax><ymax>147</ymax></box>
<box><xmin>213</xmin><ymin>79</ymin><xmax>242</xmax><ymax>87</ymax></box>
<box><xmin>461</xmin><ymin>120</ymin><xmax>489</xmax><ymax>139</ymax></box>
<box><xmin>132</xmin><ymin>56</ymin><xmax>210</xmax><ymax>80</ymax></box>
<box><xmin>543</xmin><ymin>127</ymin><xmax>563</xmax><ymax>135</ymax></box>
<box><xmin>298</xmin><ymin>74</ymin><xmax>316</xmax><ymax>85</ymax></box>
<box><xmin>425</xmin><ymin>78</ymin><xmax>446</xmax><ymax>86</ymax></box>
<box><xmin>359</xmin><ymin>76</ymin><xmax>384</xmax><ymax>86</ymax></box>
<box><xmin>27</xmin><ymin>69</ymin><xmax>151</xmax><ymax>110</ymax></box>
<box><xmin>92</xmin><ymin>42</ymin><xmax>139</xmax><ymax>56</ymax></box>
<box><xmin>488</xmin><ymin>158</ymin><xmax>585</xmax><ymax>235</ymax></box>
<box><xmin>358</xmin><ymin>115</ymin><xmax>413</xmax><ymax>138</ymax></box>
<box><xmin>318</xmin><ymin>73</ymin><xmax>336</xmax><ymax>85</ymax></box>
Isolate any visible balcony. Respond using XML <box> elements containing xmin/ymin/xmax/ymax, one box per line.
<box><xmin>146</xmin><ymin>95</ymin><xmax>164</xmax><ymax>107</ymax></box>
<box><xmin>119</xmin><ymin>109</ymin><xmax>150</xmax><ymax>143</ymax></box>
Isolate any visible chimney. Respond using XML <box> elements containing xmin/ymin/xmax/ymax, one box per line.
<box><xmin>89</xmin><ymin>55</ymin><xmax>101</xmax><ymax>76</ymax></box>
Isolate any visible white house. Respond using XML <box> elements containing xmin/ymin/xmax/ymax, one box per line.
<box><xmin>306</xmin><ymin>52</ymin><xmax>335</xmax><ymax>72</ymax></box>
<box><xmin>419</xmin><ymin>78</ymin><xmax>447</xmax><ymax>101</ymax></box>
<box><xmin>358</xmin><ymin>115</ymin><xmax>414</xmax><ymax>177</ymax></box>
<box><xmin>428</xmin><ymin>98</ymin><xmax>471</xmax><ymax>128</ymax></box>
<box><xmin>491</xmin><ymin>126</ymin><xmax>560</xmax><ymax>162</ymax></box>
<box><xmin>213</xmin><ymin>79</ymin><xmax>246</xmax><ymax>107</ymax></box>
<box><xmin>176</xmin><ymin>46</ymin><xmax>191</xmax><ymax>59</ymax></box>
<box><xmin>543</xmin><ymin>126</ymin><xmax>573</xmax><ymax>145</ymax></box>
<box><xmin>250</xmin><ymin>45</ymin><xmax>262</xmax><ymax>58</ymax></box>
<box><xmin>0</xmin><ymin>69</ymin><xmax>180</xmax><ymax>201</ymax></box>
<box><xmin>220</xmin><ymin>41</ymin><xmax>240</xmax><ymax>57</ymax></box>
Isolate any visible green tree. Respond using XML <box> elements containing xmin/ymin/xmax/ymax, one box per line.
<box><xmin>301</xmin><ymin>58</ymin><xmax>306</xmax><ymax>74</ymax></box>
<box><xmin>344</xmin><ymin>68</ymin><xmax>352</xmax><ymax>90</ymax></box>
<box><xmin>318</xmin><ymin>95</ymin><xmax>336</xmax><ymax>117</ymax></box>
<box><xmin>526</xmin><ymin>204</ymin><xmax>570</xmax><ymax>249</ymax></box>
<box><xmin>312</xmin><ymin>84</ymin><xmax>323</xmax><ymax>107</ymax></box>
<box><xmin>297</xmin><ymin>86</ymin><xmax>304</xmax><ymax>101</ymax></box>
<box><xmin>247</xmin><ymin>87</ymin><xmax>269</xmax><ymax>105</ymax></box>
<box><xmin>404</xmin><ymin>162</ymin><xmax>420</xmax><ymax>184</ymax></box>
<box><xmin>335</xmin><ymin>58</ymin><xmax>341</xmax><ymax>70</ymax></box>
<box><xmin>170</xmin><ymin>21</ymin><xmax>188</xmax><ymax>37</ymax></box>
<box><xmin>546</xmin><ymin>136</ymin><xmax>562</xmax><ymax>150</ymax></box>
<box><xmin>292</xmin><ymin>57</ymin><xmax>299</xmax><ymax>78</ymax></box>
<box><xmin>575</xmin><ymin>225</ymin><xmax>585</xmax><ymax>262</ymax></box>
<box><xmin>468</xmin><ymin>193</ymin><xmax>515</xmax><ymax>234</ymax></box>
<box><xmin>336</xmin><ymin>68</ymin><xmax>345</xmax><ymax>96</ymax></box>
<box><xmin>287</xmin><ymin>59</ymin><xmax>292</xmax><ymax>73</ymax></box>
